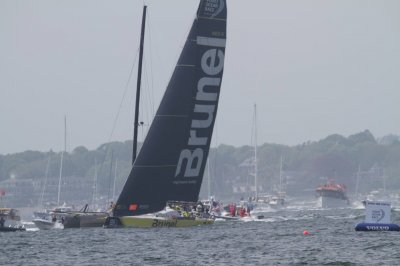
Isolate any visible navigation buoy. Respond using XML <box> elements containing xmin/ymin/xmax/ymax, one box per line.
<box><xmin>355</xmin><ymin>222</ymin><xmax>400</xmax><ymax>231</ymax></box>
<box><xmin>303</xmin><ymin>230</ymin><xmax>309</xmax><ymax>235</ymax></box>
<box><xmin>355</xmin><ymin>200</ymin><xmax>400</xmax><ymax>232</ymax></box>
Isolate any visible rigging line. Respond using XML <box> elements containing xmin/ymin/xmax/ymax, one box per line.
<box><xmin>140</xmin><ymin>60</ymin><xmax>150</xmax><ymax>143</ymax></box>
<box><xmin>147</xmin><ymin>11</ymin><xmax>195</xmax><ymax>124</ymax></box>
<box><xmin>39</xmin><ymin>154</ymin><xmax>52</xmax><ymax>207</ymax></box>
<box><xmin>106</xmin><ymin>151</ymin><xmax>114</xmax><ymax>210</ymax></box>
<box><xmin>162</xmin><ymin>11</ymin><xmax>194</xmax><ymax>99</ymax></box>
<box><xmin>211</xmin><ymin>117</ymin><xmax>219</xmax><ymax>197</ymax></box>
<box><xmin>101</xmin><ymin>6</ymin><xmax>144</xmax><ymax>189</ymax></box>
<box><xmin>112</xmin><ymin>158</ymin><xmax>118</xmax><ymax>201</ymax></box>
<box><xmin>142</xmin><ymin>56</ymin><xmax>149</xmax><ymax>119</ymax></box>
<box><xmin>143</xmin><ymin>58</ymin><xmax>153</xmax><ymax>141</ymax></box>
<box><xmin>138</xmin><ymin>8</ymin><xmax>155</xmax><ymax>135</ymax></box>
<box><xmin>250</xmin><ymin>105</ymin><xmax>256</xmax><ymax>148</ymax></box>
<box><xmin>145</xmin><ymin>11</ymin><xmax>156</xmax><ymax>117</ymax></box>
<box><xmin>92</xmin><ymin>156</ymin><xmax>98</xmax><ymax>205</ymax></box>
<box><xmin>107</xmin><ymin>47</ymin><xmax>140</xmax><ymax>143</ymax></box>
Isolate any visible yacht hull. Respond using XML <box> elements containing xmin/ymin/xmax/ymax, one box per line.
<box><xmin>106</xmin><ymin>215</ymin><xmax>214</xmax><ymax>228</ymax></box>
<box><xmin>63</xmin><ymin>212</ymin><xmax>109</xmax><ymax>228</ymax></box>
<box><xmin>79</xmin><ymin>213</ymin><xmax>108</xmax><ymax>228</ymax></box>
<box><xmin>0</xmin><ymin>226</ymin><xmax>26</xmax><ymax>232</ymax></box>
<box><xmin>319</xmin><ymin>196</ymin><xmax>349</xmax><ymax>208</ymax></box>
<box><xmin>33</xmin><ymin>218</ymin><xmax>58</xmax><ymax>230</ymax></box>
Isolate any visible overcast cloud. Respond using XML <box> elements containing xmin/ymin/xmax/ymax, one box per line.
<box><xmin>1</xmin><ymin>0</ymin><xmax>399</xmax><ymax>154</ymax></box>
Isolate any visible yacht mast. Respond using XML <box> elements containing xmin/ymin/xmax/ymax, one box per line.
<box><xmin>39</xmin><ymin>155</ymin><xmax>52</xmax><ymax>207</ymax></box>
<box><xmin>207</xmin><ymin>158</ymin><xmax>211</xmax><ymax>199</ymax></box>
<box><xmin>279</xmin><ymin>156</ymin><xmax>283</xmax><ymax>193</ymax></box>
<box><xmin>354</xmin><ymin>165</ymin><xmax>361</xmax><ymax>199</ymax></box>
<box><xmin>57</xmin><ymin>115</ymin><xmax>66</xmax><ymax>206</ymax></box>
<box><xmin>113</xmin><ymin>159</ymin><xmax>118</xmax><ymax>201</ymax></box>
<box><xmin>254</xmin><ymin>104</ymin><xmax>258</xmax><ymax>200</ymax></box>
<box><xmin>92</xmin><ymin>157</ymin><xmax>98</xmax><ymax>204</ymax></box>
<box><xmin>132</xmin><ymin>5</ymin><xmax>147</xmax><ymax>165</ymax></box>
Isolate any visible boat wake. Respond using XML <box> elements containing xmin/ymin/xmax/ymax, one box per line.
<box><xmin>325</xmin><ymin>214</ymin><xmax>359</xmax><ymax>220</ymax></box>
<box><xmin>26</xmin><ymin>227</ymin><xmax>39</xmax><ymax>232</ymax></box>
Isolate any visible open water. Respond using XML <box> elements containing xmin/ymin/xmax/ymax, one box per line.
<box><xmin>1</xmin><ymin>206</ymin><xmax>400</xmax><ymax>265</ymax></box>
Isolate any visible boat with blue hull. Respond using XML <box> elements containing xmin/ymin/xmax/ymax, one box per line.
<box><xmin>355</xmin><ymin>223</ymin><xmax>400</xmax><ymax>231</ymax></box>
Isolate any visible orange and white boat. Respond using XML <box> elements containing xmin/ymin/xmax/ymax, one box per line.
<box><xmin>316</xmin><ymin>180</ymin><xmax>350</xmax><ymax>208</ymax></box>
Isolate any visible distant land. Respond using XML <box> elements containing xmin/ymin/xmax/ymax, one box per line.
<box><xmin>0</xmin><ymin>130</ymin><xmax>399</xmax><ymax>207</ymax></box>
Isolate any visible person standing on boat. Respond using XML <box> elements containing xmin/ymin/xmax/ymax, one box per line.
<box><xmin>229</xmin><ymin>204</ymin><xmax>236</xmax><ymax>217</ymax></box>
<box><xmin>239</xmin><ymin>207</ymin><xmax>246</xmax><ymax>217</ymax></box>
<box><xmin>246</xmin><ymin>201</ymin><xmax>253</xmax><ymax>216</ymax></box>
<box><xmin>196</xmin><ymin>202</ymin><xmax>204</xmax><ymax>213</ymax></box>
<box><xmin>0</xmin><ymin>217</ymin><xmax>5</xmax><ymax>227</ymax></box>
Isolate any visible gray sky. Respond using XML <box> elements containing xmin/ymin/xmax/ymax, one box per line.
<box><xmin>1</xmin><ymin>0</ymin><xmax>399</xmax><ymax>154</ymax></box>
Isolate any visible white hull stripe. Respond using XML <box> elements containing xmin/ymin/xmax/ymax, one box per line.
<box><xmin>197</xmin><ymin>36</ymin><xmax>226</xmax><ymax>48</ymax></box>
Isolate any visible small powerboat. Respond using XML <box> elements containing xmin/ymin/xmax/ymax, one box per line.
<box><xmin>0</xmin><ymin>208</ymin><xmax>26</xmax><ymax>232</ymax></box>
<box><xmin>32</xmin><ymin>218</ymin><xmax>62</xmax><ymax>230</ymax></box>
<box><xmin>0</xmin><ymin>226</ymin><xmax>26</xmax><ymax>232</ymax></box>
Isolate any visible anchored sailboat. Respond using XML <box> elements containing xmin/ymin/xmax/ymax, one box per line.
<box><xmin>33</xmin><ymin>119</ymin><xmax>109</xmax><ymax>230</ymax></box>
<box><xmin>105</xmin><ymin>0</ymin><xmax>227</xmax><ymax>228</ymax></box>
<box><xmin>248</xmin><ymin>105</ymin><xmax>285</xmax><ymax>216</ymax></box>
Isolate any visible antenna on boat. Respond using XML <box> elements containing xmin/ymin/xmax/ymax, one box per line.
<box><xmin>132</xmin><ymin>5</ymin><xmax>147</xmax><ymax>165</ymax></box>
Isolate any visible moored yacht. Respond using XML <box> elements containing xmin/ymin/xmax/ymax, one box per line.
<box><xmin>33</xmin><ymin>204</ymin><xmax>108</xmax><ymax>229</ymax></box>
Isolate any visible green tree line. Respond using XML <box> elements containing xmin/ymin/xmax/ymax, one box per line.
<box><xmin>1</xmin><ymin>130</ymin><xmax>399</xmax><ymax>200</ymax></box>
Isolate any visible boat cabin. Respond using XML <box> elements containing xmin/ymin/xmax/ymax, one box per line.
<box><xmin>0</xmin><ymin>208</ymin><xmax>21</xmax><ymax>221</ymax></box>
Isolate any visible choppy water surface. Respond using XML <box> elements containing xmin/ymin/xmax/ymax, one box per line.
<box><xmin>2</xmin><ymin>207</ymin><xmax>400</xmax><ymax>265</ymax></box>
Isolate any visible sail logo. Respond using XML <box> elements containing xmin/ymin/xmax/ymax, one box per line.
<box><xmin>203</xmin><ymin>0</ymin><xmax>225</xmax><ymax>18</ymax></box>
<box><xmin>372</xmin><ymin>209</ymin><xmax>385</xmax><ymax>222</ymax></box>
<box><xmin>175</xmin><ymin>36</ymin><xmax>225</xmax><ymax>180</ymax></box>
<box><xmin>152</xmin><ymin>219</ymin><xmax>178</xmax><ymax>228</ymax></box>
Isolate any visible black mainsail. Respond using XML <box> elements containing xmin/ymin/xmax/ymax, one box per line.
<box><xmin>114</xmin><ymin>0</ymin><xmax>227</xmax><ymax>216</ymax></box>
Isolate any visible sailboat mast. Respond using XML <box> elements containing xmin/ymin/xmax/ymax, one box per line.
<box><xmin>383</xmin><ymin>168</ymin><xmax>386</xmax><ymax>193</ymax></box>
<box><xmin>39</xmin><ymin>155</ymin><xmax>52</xmax><ymax>207</ymax></box>
<box><xmin>64</xmin><ymin>115</ymin><xmax>67</xmax><ymax>152</ymax></box>
<box><xmin>57</xmin><ymin>115</ymin><xmax>66</xmax><ymax>206</ymax></box>
<box><xmin>132</xmin><ymin>5</ymin><xmax>147</xmax><ymax>165</ymax></box>
<box><xmin>354</xmin><ymin>164</ymin><xmax>361</xmax><ymax>199</ymax></box>
<box><xmin>92</xmin><ymin>157</ymin><xmax>98</xmax><ymax>204</ymax></box>
<box><xmin>254</xmin><ymin>104</ymin><xmax>258</xmax><ymax>200</ymax></box>
<box><xmin>113</xmin><ymin>159</ymin><xmax>118</xmax><ymax>201</ymax></box>
<box><xmin>106</xmin><ymin>151</ymin><xmax>114</xmax><ymax>208</ymax></box>
<box><xmin>207</xmin><ymin>158</ymin><xmax>211</xmax><ymax>199</ymax></box>
<box><xmin>279</xmin><ymin>156</ymin><xmax>283</xmax><ymax>193</ymax></box>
